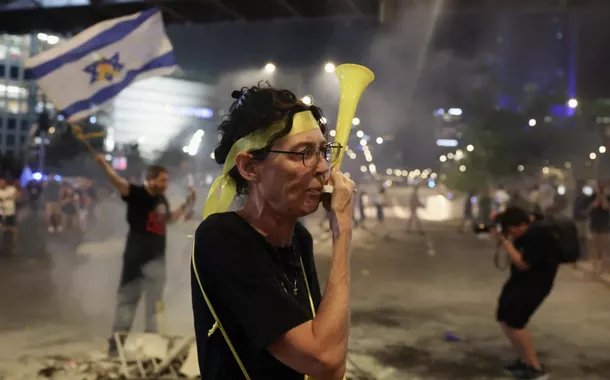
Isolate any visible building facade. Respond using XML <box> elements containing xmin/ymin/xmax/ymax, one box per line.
<box><xmin>107</xmin><ymin>76</ymin><xmax>217</xmax><ymax>162</ymax></box>
<box><xmin>1</xmin><ymin>32</ymin><xmax>218</xmax><ymax>164</ymax></box>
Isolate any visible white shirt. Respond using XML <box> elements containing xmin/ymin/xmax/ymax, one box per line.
<box><xmin>494</xmin><ymin>189</ymin><xmax>510</xmax><ymax>212</ymax></box>
<box><xmin>0</xmin><ymin>186</ymin><xmax>17</xmax><ymax>216</ymax></box>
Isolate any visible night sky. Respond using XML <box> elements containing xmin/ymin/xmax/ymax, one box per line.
<box><xmin>168</xmin><ymin>8</ymin><xmax>610</xmax><ymax>101</ymax></box>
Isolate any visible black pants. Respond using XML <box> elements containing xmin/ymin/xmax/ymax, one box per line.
<box><xmin>111</xmin><ymin>233</ymin><xmax>166</xmax><ymax>334</ymax></box>
<box><xmin>496</xmin><ymin>281</ymin><xmax>549</xmax><ymax>329</ymax></box>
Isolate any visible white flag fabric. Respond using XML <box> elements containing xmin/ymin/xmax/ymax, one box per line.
<box><xmin>25</xmin><ymin>8</ymin><xmax>177</xmax><ymax>122</ymax></box>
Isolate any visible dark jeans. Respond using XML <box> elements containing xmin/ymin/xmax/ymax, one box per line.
<box><xmin>111</xmin><ymin>233</ymin><xmax>166</xmax><ymax>334</ymax></box>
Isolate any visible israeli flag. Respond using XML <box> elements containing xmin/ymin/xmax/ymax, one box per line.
<box><xmin>25</xmin><ymin>8</ymin><xmax>177</xmax><ymax>122</ymax></box>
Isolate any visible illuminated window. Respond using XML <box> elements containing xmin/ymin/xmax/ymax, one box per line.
<box><xmin>7</xmin><ymin>100</ymin><xmax>19</xmax><ymax>113</ymax></box>
<box><xmin>20</xmin><ymin>101</ymin><xmax>27</xmax><ymax>113</ymax></box>
<box><xmin>0</xmin><ymin>45</ymin><xmax>6</xmax><ymax>60</ymax></box>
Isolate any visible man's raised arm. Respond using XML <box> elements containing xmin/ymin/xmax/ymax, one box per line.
<box><xmin>94</xmin><ymin>154</ymin><xmax>130</xmax><ymax>197</ymax></box>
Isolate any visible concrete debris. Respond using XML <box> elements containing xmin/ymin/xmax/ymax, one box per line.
<box><xmin>35</xmin><ymin>334</ymin><xmax>200</xmax><ymax>380</ymax></box>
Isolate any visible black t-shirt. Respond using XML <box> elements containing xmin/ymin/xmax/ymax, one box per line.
<box><xmin>122</xmin><ymin>184</ymin><xmax>170</xmax><ymax>240</ymax></box>
<box><xmin>509</xmin><ymin>222</ymin><xmax>559</xmax><ymax>293</ymax></box>
<box><xmin>587</xmin><ymin>193</ymin><xmax>610</xmax><ymax>232</ymax></box>
<box><xmin>191</xmin><ymin>212</ymin><xmax>322</xmax><ymax>380</ymax></box>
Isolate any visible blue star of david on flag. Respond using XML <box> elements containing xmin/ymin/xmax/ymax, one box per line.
<box><xmin>83</xmin><ymin>53</ymin><xmax>124</xmax><ymax>84</ymax></box>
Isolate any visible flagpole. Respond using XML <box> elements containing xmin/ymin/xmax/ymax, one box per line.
<box><xmin>38</xmin><ymin>96</ymin><xmax>50</xmax><ymax>175</ymax></box>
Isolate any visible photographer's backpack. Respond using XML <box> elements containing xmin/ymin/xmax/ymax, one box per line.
<box><xmin>546</xmin><ymin>218</ymin><xmax>580</xmax><ymax>264</ymax></box>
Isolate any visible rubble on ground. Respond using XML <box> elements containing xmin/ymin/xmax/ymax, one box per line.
<box><xmin>34</xmin><ymin>333</ymin><xmax>199</xmax><ymax>380</ymax></box>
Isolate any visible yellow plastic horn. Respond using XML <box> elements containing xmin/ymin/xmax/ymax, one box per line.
<box><xmin>332</xmin><ymin>64</ymin><xmax>375</xmax><ymax>170</ymax></box>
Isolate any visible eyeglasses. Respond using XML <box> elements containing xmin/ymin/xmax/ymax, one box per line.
<box><xmin>266</xmin><ymin>142</ymin><xmax>343</xmax><ymax>167</ymax></box>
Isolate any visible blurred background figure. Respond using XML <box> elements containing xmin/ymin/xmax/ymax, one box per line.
<box><xmin>587</xmin><ymin>180</ymin><xmax>610</xmax><ymax>274</ymax></box>
<box><xmin>457</xmin><ymin>189</ymin><xmax>475</xmax><ymax>233</ymax></box>
<box><xmin>375</xmin><ymin>185</ymin><xmax>386</xmax><ymax>223</ymax></box>
<box><xmin>572</xmin><ymin>180</ymin><xmax>590</xmax><ymax>260</ymax></box>
<box><xmin>407</xmin><ymin>184</ymin><xmax>424</xmax><ymax>234</ymax></box>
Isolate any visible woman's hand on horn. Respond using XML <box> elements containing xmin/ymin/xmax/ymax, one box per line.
<box><xmin>326</xmin><ymin>167</ymin><xmax>355</xmax><ymax>238</ymax></box>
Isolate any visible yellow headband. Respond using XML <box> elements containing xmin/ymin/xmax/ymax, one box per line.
<box><xmin>202</xmin><ymin>110</ymin><xmax>321</xmax><ymax>219</ymax></box>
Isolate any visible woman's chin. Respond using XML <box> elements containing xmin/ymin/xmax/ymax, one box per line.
<box><xmin>300</xmin><ymin>199</ymin><xmax>321</xmax><ymax>215</ymax></box>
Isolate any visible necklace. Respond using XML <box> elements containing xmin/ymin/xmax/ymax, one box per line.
<box><xmin>272</xmin><ymin>243</ymin><xmax>300</xmax><ymax>296</ymax></box>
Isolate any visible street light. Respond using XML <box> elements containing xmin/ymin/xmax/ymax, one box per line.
<box><xmin>324</xmin><ymin>62</ymin><xmax>336</xmax><ymax>73</ymax></box>
<box><xmin>356</xmin><ymin>130</ymin><xmax>364</xmax><ymax>138</ymax></box>
<box><xmin>439</xmin><ymin>155</ymin><xmax>447</xmax><ymax>162</ymax></box>
<box><xmin>359</xmin><ymin>139</ymin><xmax>367</xmax><ymax>146</ymax></box>
<box><xmin>330</xmin><ymin>130</ymin><xmax>336</xmax><ymax>137</ymax></box>
<box><xmin>517</xmin><ymin>165</ymin><xmax>524</xmax><ymax>172</ymax></box>
<box><xmin>466</xmin><ymin>144</ymin><xmax>474</xmax><ymax>152</ymax></box>
<box><xmin>590</xmin><ymin>152</ymin><xmax>597</xmax><ymax>160</ymax></box>
<box><xmin>568</xmin><ymin>98</ymin><xmax>578</xmax><ymax>109</ymax></box>
<box><xmin>360</xmin><ymin>165</ymin><xmax>367</xmax><ymax>173</ymax></box>
<box><xmin>542</xmin><ymin>167</ymin><xmax>549</xmax><ymax>174</ymax></box>
<box><xmin>376</xmin><ymin>137</ymin><xmax>383</xmax><ymax>144</ymax></box>
<box><xmin>529</xmin><ymin>119</ymin><xmax>536</xmax><ymax>127</ymax></box>
<box><xmin>600</xmin><ymin>146</ymin><xmax>607</xmax><ymax>154</ymax></box>
<box><xmin>264</xmin><ymin>63</ymin><xmax>276</xmax><ymax>73</ymax></box>
<box><xmin>352</xmin><ymin>117</ymin><xmax>360</xmax><ymax>126</ymax></box>
<box><xmin>386</xmin><ymin>168</ymin><xmax>393</xmax><ymax>175</ymax></box>
<box><xmin>301</xmin><ymin>95</ymin><xmax>313</xmax><ymax>106</ymax></box>
<box><xmin>459</xmin><ymin>165</ymin><xmax>466</xmax><ymax>172</ymax></box>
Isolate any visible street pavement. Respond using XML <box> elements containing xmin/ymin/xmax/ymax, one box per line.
<box><xmin>1</xmin><ymin>203</ymin><xmax>610</xmax><ymax>379</ymax></box>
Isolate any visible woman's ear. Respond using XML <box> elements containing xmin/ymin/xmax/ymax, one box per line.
<box><xmin>235</xmin><ymin>152</ymin><xmax>260</xmax><ymax>182</ymax></box>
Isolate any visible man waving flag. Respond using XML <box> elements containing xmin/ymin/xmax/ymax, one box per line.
<box><xmin>25</xmin><ymin>8</ymin><xmax>176</xmax><ymax>122</ymax></box>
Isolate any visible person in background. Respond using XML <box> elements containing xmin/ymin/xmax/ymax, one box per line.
<box><xmin>478</xmin><ymin>187</ymin><xmax>493</xmax><ymax>226</ymax></box>
<box><xmin>60</xmin><ymin>184</ymin><xmax>80</xmax><ymax>232</ymax></box>
<box><xmin>586</xmin><ymin>180</ymin><xmax>610</xmax><ymax>273</ymax></box>
<box><xmin>354</xmin><ymin>189</ymin><xmax>367</xmax><ymax>228</ymax></box>
<box><xmin>493</xmin><ymin>185</ymin><xmax>511</xmax><ymax>216</ymax></box>
<box><xmin>375</xmin><ymin>185</ymin><xmax>386</xmax><ymax>223</ymax></box>
<box><xmin>44</xmin><ymin>173</ymin><xmax>62</xmax><ymax>233</ymax></box>
<box><xmin>407</xmin><ymin>184</ymin><xmax>424</xmax><ymax>234</ymax></box>
<box><xmin>95</xmin><ymin>155</ymin><xmax>196</xmax><ymax>357</ymax></box>
<box><xmin>492</xmin><ymin>207</ymin><xmax>557</xmax><ymax>380</ymax></box>
<box><xmin>0</xmin><ymin>178</ymin><xmax>19</xmax><ymax>255</ymax></box>
<box><xmin>458</xmin><ymin>190</ymin><xmax>475</xmax><ymax>233</ymax></box>
<box><xmin>572</xmin><ymin>180</ymin><xmax>590</xmax><ymax>260</ymax></box>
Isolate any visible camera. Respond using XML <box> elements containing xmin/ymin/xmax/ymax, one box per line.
<box><xmin>472</xmin><ymin>212</ymin><xmax>505</xmax><ymax>234</ymax></box>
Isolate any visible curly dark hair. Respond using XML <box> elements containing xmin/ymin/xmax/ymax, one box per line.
<box><xmin>214</xmin><ymin>82</ymin><xmax>327</xmax><ymax>195</ymax></box>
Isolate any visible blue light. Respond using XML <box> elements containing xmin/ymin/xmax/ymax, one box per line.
<box><xmin>54</xmin><ymin>174</ymin><xmax>62</xmax><ymax>181</ymax></box>
<box><xmin>167</xmin><ymin>105</ymin><xmax>214</xmax><ymax>119</ymax></box>
<box><xmin>428</xmin><ymin>180</ymin><xmax>436</xmax><ymax>189</ymax></box>
<box><xmin>471</xmin><ymin>196</ymin><xmax>478</xmax><ymax>204</ymax></box>
<box><xmin>32</xmin><ymin>172</ymin><xmax>42</xmax><ymax>180</ymax></box>
<box><xmin>447</xmin><ymin>192</ymin><xmax>454</xmax><ymax>200</ymax></box>
<box><xmin>89</xmin><ymin>116</ymin><xmax>97</xmax><ymax>124</ymax></box>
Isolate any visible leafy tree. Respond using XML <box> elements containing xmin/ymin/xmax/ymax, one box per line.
<box><xmin>445</xmin><ymin>78</ymin><xmax>598</xmax><ymax>190</ymax></box>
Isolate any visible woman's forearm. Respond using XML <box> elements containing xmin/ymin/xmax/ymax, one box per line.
<box><xmin>311</xmin><ymin>232</ymin><xmax>351</xmax><ymax>369</ymax></box>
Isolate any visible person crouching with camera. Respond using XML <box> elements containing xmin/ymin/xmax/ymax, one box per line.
<box><xmin>491</xmin><ymin>207</ymin><xmax>558</xmax><ymax>380</ymax></box>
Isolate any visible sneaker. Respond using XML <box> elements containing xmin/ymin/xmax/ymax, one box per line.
<box><xmin>513</xmin><ymin>364</ymin><xmax>549</xmax><ymax>380</ymax></box>
<box><xmin>504</xmin><ymin>359</ymin><xmax>527</xmax><ymax>375</ymax></box>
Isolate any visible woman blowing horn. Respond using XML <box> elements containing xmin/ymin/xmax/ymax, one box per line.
<box><xmin>191</xmin><ymin>83</ymin><xmax>355</xmax><ymax>380</ymax></box>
